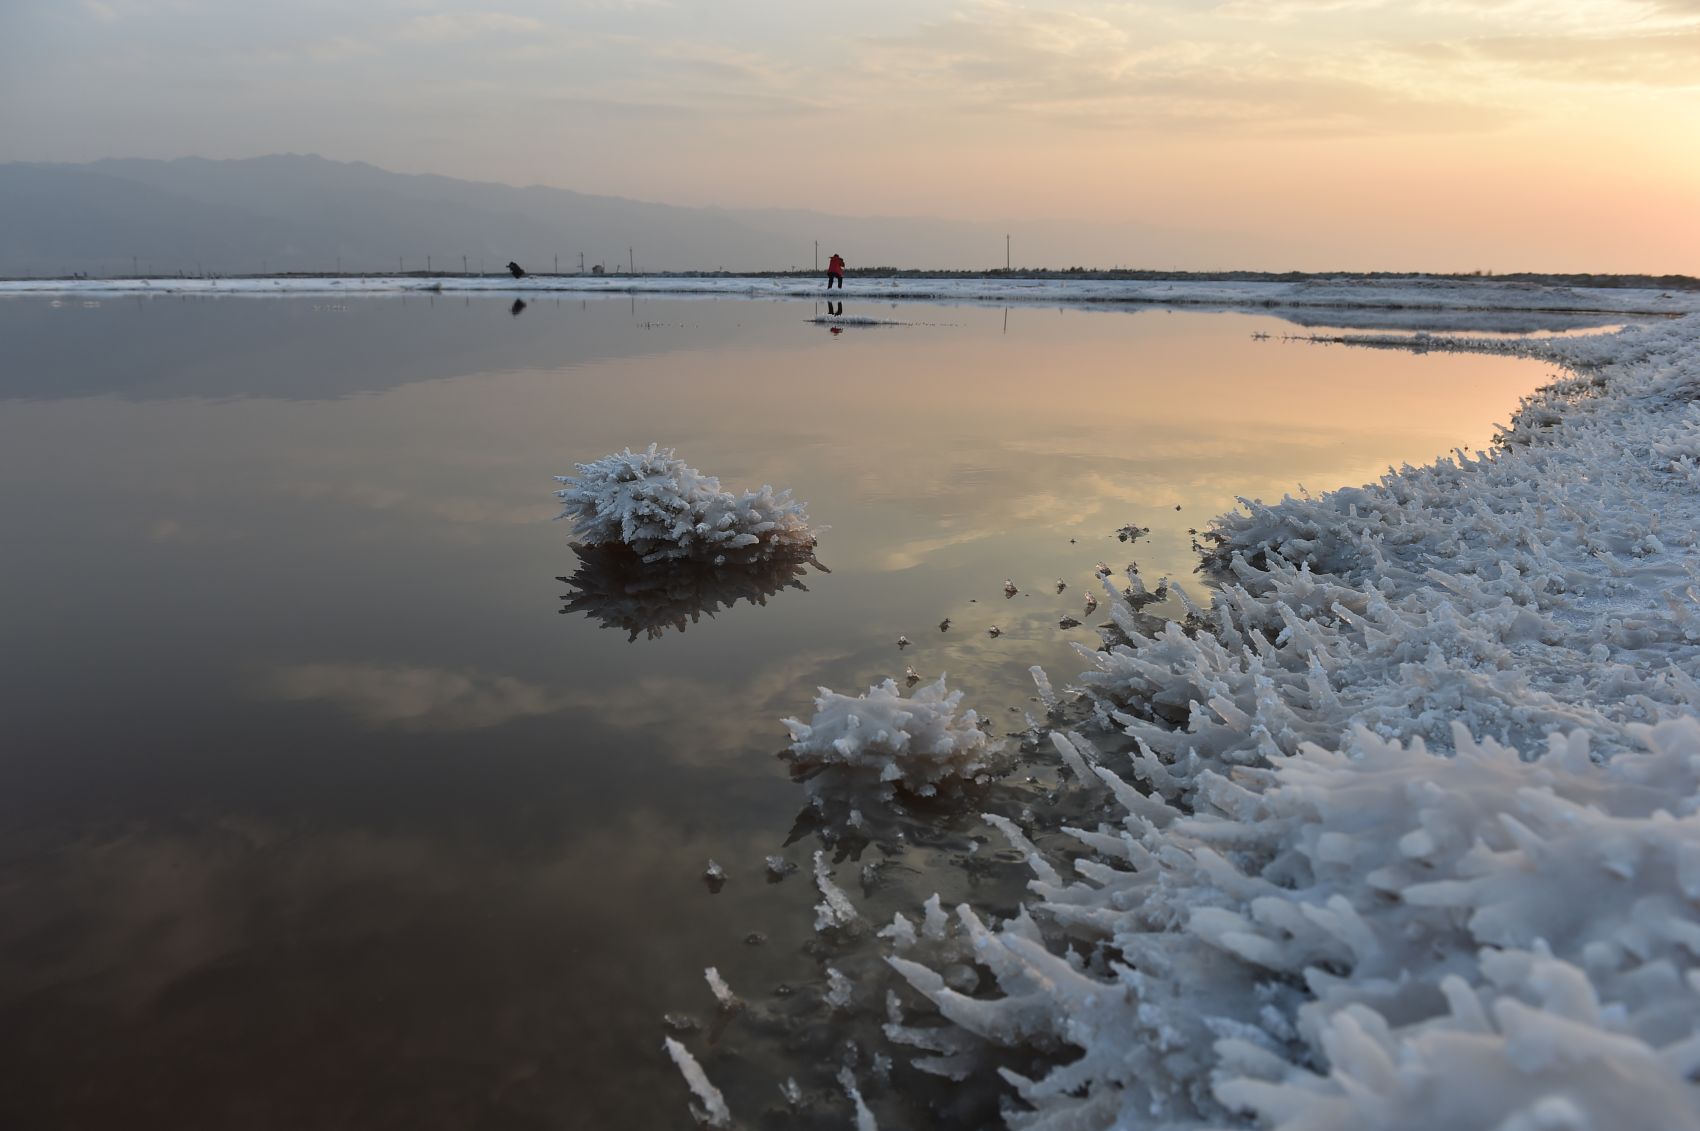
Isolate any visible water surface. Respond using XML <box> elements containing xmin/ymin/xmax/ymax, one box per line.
<box><xmin>0</xmin><ymin>294</ymin><xmax>1560</xmax><ymax>1129</ymax></box>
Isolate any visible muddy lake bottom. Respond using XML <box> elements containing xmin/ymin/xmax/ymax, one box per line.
<box><xmin>0</xmin><ymin>294</ymin><xmax>1573</xmax><ymax>1128</ymax></box>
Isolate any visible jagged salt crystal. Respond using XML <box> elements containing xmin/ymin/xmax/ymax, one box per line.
<box><xmin>838</xmin><ymin>1066</ymin><xmax>880</xmax><ymax>1131</ymax></box>
<box><xmin>1030</xmin><ymin>665</ymin><xmax>1057</xmax><ymax>708</ymax></box>
<box><xmin>826</xmin><ymin>966</ymin><xmax>854</xmax><ymax>1009</ymax></box>
<box><xmin>813</xmin><ymin>850</ymin><xmax>860</xmax><ymax>931</ymax></box>
<box><xmin>555</xmin><ymin>444</ymin><xmax>815</xmax><ymax>564</ymax></box>
<box><xmin>783</xmin><ymin>676</ymin><xmax>994</xmax><ymax>796</ymax></box>
<box><xmin>704</xmin><ymin>966</ymin><xmax>738</xmax><ymax>1010</ymax></box>
<box><xmin>662</xmin><ymin>1037</ymin><xmax>731</xmax><ymax>1128</ymax></box>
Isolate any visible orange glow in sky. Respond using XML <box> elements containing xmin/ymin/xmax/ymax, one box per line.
<box><xmin>1</xmin><ymin>1</ymin><xmax>1695</xmax><ymax>271</ymax></box>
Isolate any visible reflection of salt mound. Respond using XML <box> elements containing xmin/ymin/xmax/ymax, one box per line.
<box><xmin>783</xmin><ymin>677</ymin><xmax>995</xmax><ymax>798</ymax></box>
<box><xmin>555</xmin><ymin>445</ymin><xmax>816</xmax><ymax>564</ymax></box>
<box><xmin>557</xmin><ymin>544</ymin><xmax>824</xmax><ymax>642</ymax></box>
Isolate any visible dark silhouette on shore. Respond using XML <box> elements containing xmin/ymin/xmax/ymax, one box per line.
<box><xmin>507</xmin><ymin>261</ymin><xmax>525</xmax><ymax>279</ymax></box>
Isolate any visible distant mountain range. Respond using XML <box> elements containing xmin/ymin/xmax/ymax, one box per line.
<box><xmin>0</xmin><ymin>154</ymin><xmax>1233</xmax><ymax>277</ymax></box>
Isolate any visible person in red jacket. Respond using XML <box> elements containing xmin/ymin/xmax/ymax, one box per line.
<box><xmin>826</xmin><ymin>252</ymin><xmax>845</xmax><ymax>289</ymax></box>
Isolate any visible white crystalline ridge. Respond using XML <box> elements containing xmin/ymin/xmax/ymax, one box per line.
<box><xmin>783</xmin><ymin>676</ymin><xmax>995</xmax><ymax>796</ymax></box>
<box><xmin>662</xmin><ymin>1037</ymin><xmax>732</xmax><ymax>1128</ymax></box>
<box><xmin>884</xmin><ymin>316</ymin><xmax>1700</xmax><ymax>1128</ymax></box>
<box><xmin>555</xmin><ymin>444</ymin><xmax>815</xmax><ymax>563</ymax></box>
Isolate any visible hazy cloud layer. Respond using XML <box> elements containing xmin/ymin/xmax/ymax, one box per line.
<box><xmin>2</xmin><ymin>0</ymin><xmax>1695</xmax><ymax>269</ymax></box>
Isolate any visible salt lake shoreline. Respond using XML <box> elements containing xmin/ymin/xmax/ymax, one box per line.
<box><xmin>6</xmin><ymin>273</ymin><xmax>1700</xmax><ymax>323</ymax></box>
<box><xmin>827</xmin><ymin>311</ymin><xmax>1700</xmax><ymax>1128</ymax></box>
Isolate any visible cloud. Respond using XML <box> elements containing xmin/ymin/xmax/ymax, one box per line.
<box><xmin>848</xmin><ymin>1</ymin><xmax>1516</xmax><ymax>135</ymax></box>
<box><xmin>1460</xmin><ymin>26</ymin><xmax>1700</xmax><ymax>85</ymax></box>
<box><xmin>261</xmin><ymin>662</ymin><xmax>563</xmax><ymax>730</ymax></box>
<box><xmin>400</xmin><ymin>11</ymin><xmax>546</xmax><ymax>43</ymax></box>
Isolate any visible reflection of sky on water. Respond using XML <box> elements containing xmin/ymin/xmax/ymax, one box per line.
<box><xmin>0</xmin><ymin>295</ymin><xmax>1558</xmax><ymax>1128</ymax></box>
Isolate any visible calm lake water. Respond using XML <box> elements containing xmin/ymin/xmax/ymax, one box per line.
<box><xmin>0</xmin><ymin>294</ymin><xmax>1559</xmax><ymax>1129</ymax></box>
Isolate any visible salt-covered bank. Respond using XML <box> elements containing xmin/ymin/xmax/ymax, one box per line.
<box><xmin>871</xmin><ymin>314</ymin><xmax>1700</xmax><ymax>1129</ymax></box>
<box><xmin>754</xmin><ymin>315</ymin><xmax>1700</xmax><ymax>1130</ymax></box>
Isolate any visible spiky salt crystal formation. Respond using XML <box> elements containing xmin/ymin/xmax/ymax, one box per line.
<box><xmin>880</xmin><ymin>316</ymin><xmax>1700</xmax><ymax>1129</ymax></box>
<box><xmin>782</xmin><ymin>676</ymin><xmax>995</xmax><ymax>798</ymax></box>
<box><xmin>555</xmin><ymin>444</ymin><xmax>816</xmax><ymax>564</ymax></box>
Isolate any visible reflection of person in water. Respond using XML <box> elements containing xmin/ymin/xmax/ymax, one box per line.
<box><xmin>827</xmin><ymin>301</ymin><xmax>842</xmax><ymax>317</ymax></box>
<box><xmin>510</xmin><ymin>298</ymin><xmax>527</xmax><ymax>317</ymax></box>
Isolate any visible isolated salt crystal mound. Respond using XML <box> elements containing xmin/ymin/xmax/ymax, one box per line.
<box><xmin>877</xmin><ymin>316</ymin><xmax>1700</xmax><ymax>1129</ymax></box>
<box><xmin>555</xmin><ymin>444</ymin><xmax>816</xmax><ymax>564</ymax></box>
<box><xmin>556</xmin><ymin>541</ymin><xmax>824</xmax><ymax>642</ymax></box>
<box><xmin>782</xmin><ymin>676</ymin><xmax>996</xmax><ymax>798</ymax></box>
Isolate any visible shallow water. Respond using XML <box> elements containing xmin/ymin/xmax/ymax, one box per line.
<box><xmin>0</xmin><ymin>294</ymin><xmax>1561</xmax><ymax>1129</ymax></box>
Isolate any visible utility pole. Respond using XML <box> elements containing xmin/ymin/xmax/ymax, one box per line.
<box><xmin>427</xmin><ymin>255</ymin><xmax>432</xmax><ymax>274</ymax></box>
<box><xmin>337</xmin><ymin>256</ymin><xmax>342</xmax><ymax>275</ymax></box>
<box><xmin>814</xmin><ymin>241</ymin><xmax>818</xmax><ymax>271</ymax></box>
<box><xmin>628</xmin><ymin>247</ymin><xmax>634</xmax><ymax>274</ymax></box>
<box><xmin>579</xmin><ymin>252</ymin><xmax>585</xmax><ymax>273</ymax></box>
<box><xmin>554</xmin><ymin>254</ymin><xmax>559</xmax><ymax>275</ymax></box>
<box><xmin>132</xmin><ymin>255</ymin><xmax>138</xmax><ymax>276</ymax></box>
<box><xmin>1006</xmin><ymin>234</ymin><xmax>1010</xmax><ymax>271</ymax></box>
<box><xmin>399</xmin><ymin>256</ymin><xmax>404</xmax><ymax>275</ymax></box>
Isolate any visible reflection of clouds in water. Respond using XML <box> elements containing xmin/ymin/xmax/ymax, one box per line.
<box><xmin>257</xmin><ymin>649</ymin><xmax>857</xmax><ymax>759</ymax></box>
<box><xmin>277</xmin><ymin>479</ymin><xmax>541</xmax><ymax>528</ymax></box>
<box><xmin>866</xmin><ymin>423</ymin><xmax>1464</xmax><ymax>574</ymax></box>
<box><xmin>0</xmin><ymin>810</ymin><xmax>806</xmax><ymax>1129</ymax></box>
<box><xmin>261</xmin><ymin>662</ymin><xmax>562</xmax><ymax>730</ymax></box>
<box><xmin>554</xmin><ymin>649</ymin><xmax>855</xmax><ymax>765</ymax></box>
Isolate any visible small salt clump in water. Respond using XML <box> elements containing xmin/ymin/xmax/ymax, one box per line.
<box><xmin>554</xmin><ymin>444</ymin><xmax>816</xmax><ymax>564</ymax></box>
<box><xmin>896</xmin><ymin>634</ymin><xmax>910</xmax><ymax>649</ymax></box>
<box><xmin>1055</xmin><ymin>579</ymin><xmax>1067</xmax><ymax>593</ymax></box>
<box><xmin>1083</xmin><ymin>592</ymin><xmax>1098</xmax><ymax>615</ymax></box>
<box><xmin>811</xmin><ymin>850</ymin><xmax>861</xmax><ymax>931</ymax></box>
<box><xmin>764</xmin><ymin>855</ymin><xmax>797</xmax><ymax>881</ymax></box>
<box><xmin>1003</xmin><ymin>578</ymin><xmax>1019</xmax><ymax>597</ymax></box>
<box><xmin>782</xmin><ymin>676</ymin><xmax>994</xmax><ymax>797</ymax></box>
<box><xmin>704</xmin><ymin>966</ymin><xmax>739</xmax><ymax>1011</ymax></box>
<box><xmin>825</xmin><ymin>967</ymin><xmax>854</xmax><ymax>1009</ymax></box>
<box><xmin>903</xmin><ymin>664</ymin><xmax>920</xmax><ymax>686</ymax></box>
<box><xmin>938</xmin><ymin>618</ymin><xmax>951</xmax><ymax>632</ymax></box>
<box><xmin>662</xmin><ymin>1038</ymin><xmax>731</xmax><ymax>1128</ymax></box>
<box><xmin>987</xmin><ymin>625</ymin><xmax>1002</xmax><ymax>637</ymax></box>
<box><xmin>702</xmin><ymin>859</ymin><xmax>725</xmax><ymax>892</ymax></box>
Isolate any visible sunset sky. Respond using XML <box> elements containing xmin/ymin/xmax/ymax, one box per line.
<box><xmin>2</xmin><ymin>0</ymin><xmax>1696</xmax><ymax>272</ymax></box>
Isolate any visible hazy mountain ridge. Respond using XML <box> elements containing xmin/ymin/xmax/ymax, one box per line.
<box><xmin>0</xmin><ymin>154</ymin><xmax>1212</xmax><ymax>277</ymax></box>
